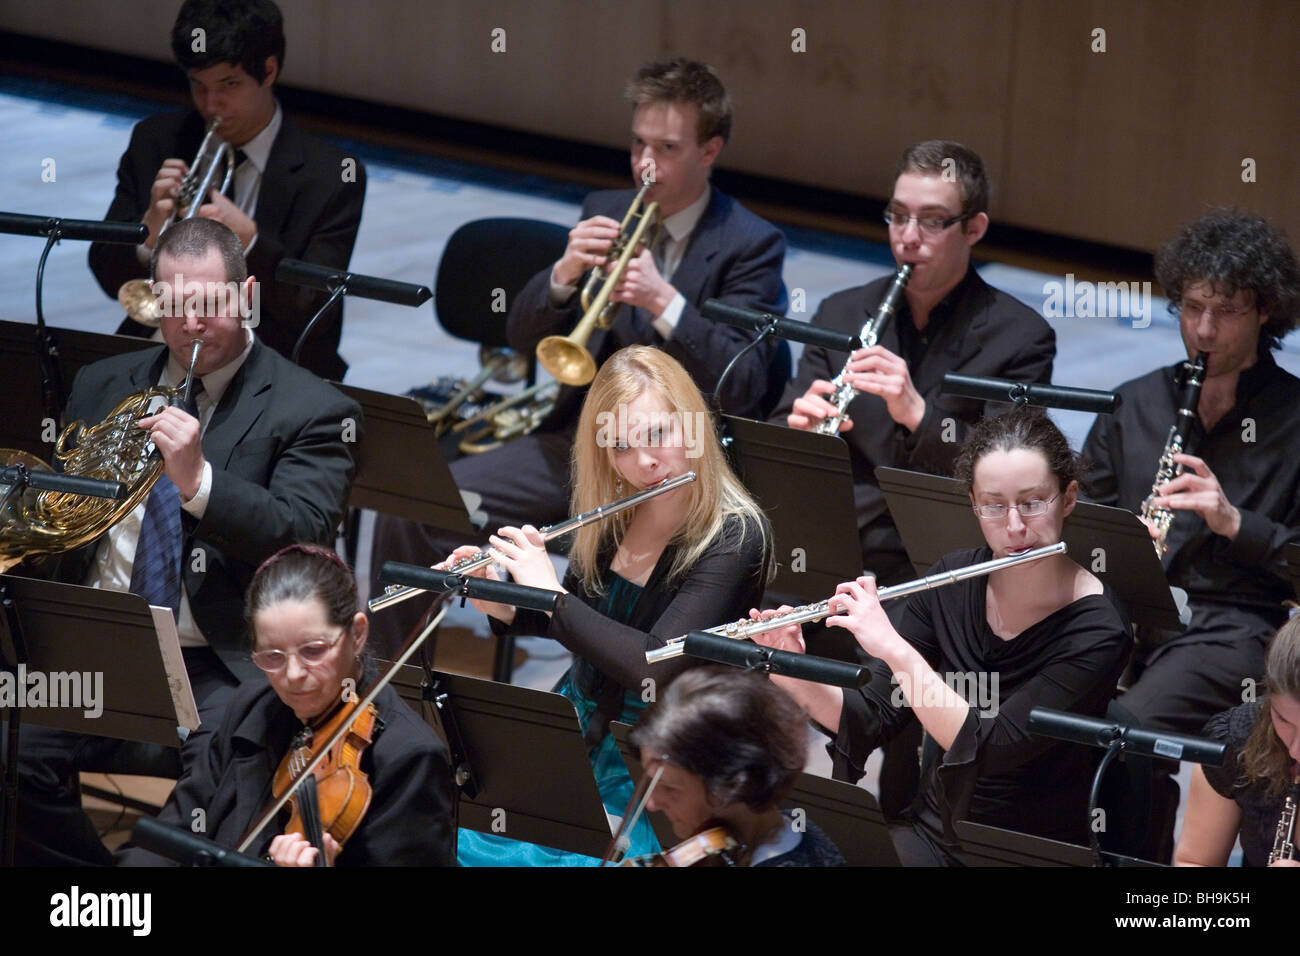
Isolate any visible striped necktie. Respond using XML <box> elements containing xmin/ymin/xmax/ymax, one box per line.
<box><xmin>128</xmin><ymin>379</ymin><xmax>205</xmax><ymax>613</ymax></box>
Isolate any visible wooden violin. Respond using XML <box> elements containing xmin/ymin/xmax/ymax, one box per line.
<box><xmin>268</xmin><ymin>695</ymin><xmax>379</xmax><ymax>867</ymax></box>
<box><xmin>618</xmin><ymin>825</ymin><xmax>743</xmax><ymax>867</ymax></box>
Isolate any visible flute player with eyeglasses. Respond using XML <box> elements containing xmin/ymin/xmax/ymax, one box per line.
<box><xmin>752</xmin><ymin>409</ymin><xmax>1130</xmax><ymax>865</ymax></box>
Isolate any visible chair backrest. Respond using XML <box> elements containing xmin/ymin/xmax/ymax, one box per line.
<box><xmin>434</xmin><ymin>218</ymin><xmax>571</xmax><ymax>348</ymax></box>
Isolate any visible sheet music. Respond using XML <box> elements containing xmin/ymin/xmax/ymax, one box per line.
<box><xmin>150</xmin><ymin>605</ymin><xmax>199</xmax><ymax>731</ymax></box>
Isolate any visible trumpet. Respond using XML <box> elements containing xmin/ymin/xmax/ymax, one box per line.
<box><xmin>1140</xmin><ymin>351</ymin><xmax>1208</xmax><ymax>557</ymax></box>
<box><xmin>118</xmin><ymin>117</ymin><xmax>238</xmax><ymax>327</ymax></box>
<box><xmin>815</xmin><ymin>263</ymin><xmax>912</xmax><ymax>436</ymax></box>
<box><xmin>1269</xmin><ymin>773</ymin><xmax>1300</xmax><ymax>864</ymax></box>
<box><xmin>368</xmin><ymin>471</ymin><xmax>697</xmax><ymax>612</ymax></box>
<box><xmin>645</xmin><ymin>542</ymin><xmax>1066</xmax><ymax>663</ymax></box>
<box><xmin>535</xmin><ymin>168</ymin><xmax>661</xmax><ymax>387</ymax></box>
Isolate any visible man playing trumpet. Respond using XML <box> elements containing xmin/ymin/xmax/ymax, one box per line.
<box><xmin>87</xmin><ymin>0</ymin><xmax>365</xmax><ymax>381</ymax></box>
<box><xmin>369</xmin><ymin>56</ymin><xmax>787</xmax><ymax>653</ymax></box>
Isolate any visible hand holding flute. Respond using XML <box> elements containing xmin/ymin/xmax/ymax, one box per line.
<box><xmin>440</xmin><ymin>524</ymin><xmax>565</xmax><ymax>625</ymax></box>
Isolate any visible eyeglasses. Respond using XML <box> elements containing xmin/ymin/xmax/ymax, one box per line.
<box><xmin>1178</xmin><ymin>301</ymin><xmax>1256</xmax><ymax>324</ymax></box>
<box><xmin>251</xmin><ymin>629</ymin><xmax>347</xmax><ymax>673</ymax></box>
<box><xmin>883</xmin><ymin>208</ymin><xmax>971</xmax><ymax>235</ymax></box>
<box><xmin>972</xmin><ymin>494</ymin><xmax>1059</xmax><ymax>520</ymax></box>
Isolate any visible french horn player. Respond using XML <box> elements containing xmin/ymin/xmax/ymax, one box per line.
<box><xmin>10</xmin><ymin>217</ymin><xmax>362</xmax><ymax>867</ymax></box>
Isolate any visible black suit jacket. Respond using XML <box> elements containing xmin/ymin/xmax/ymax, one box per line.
<box><xmin>50</xmin><ymin>340</ymin><xmax>361</xmax><ymax>682</ymax></box>
<box><xmin>770</xmin><ymin>266</ymin><xmax>1055</xmax><ymax>581</ymax></box>
<box><xmin>87</xmin><ymin>109</ymin><xmax>366</xmax><ymax>380</ymax></box>
<box><xmin>507</xmin><ymin>187</ymin><xmax>787</xmax><ymax>423</ymax></box>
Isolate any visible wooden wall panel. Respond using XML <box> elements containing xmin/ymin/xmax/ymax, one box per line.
<box><xmin>2</xmin><ymin>0</ymin><xmax>1292</xmax><ymax>251</ymax></box>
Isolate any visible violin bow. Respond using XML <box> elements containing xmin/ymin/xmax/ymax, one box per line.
<box><xmin>235</xmin><ymin>598</ymin><xmax>452</xmax><ymax>856</ymax></box>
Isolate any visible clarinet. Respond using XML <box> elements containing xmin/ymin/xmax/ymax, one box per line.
<box><xmin>1139</xmin><ymin>351</ymin><xmax>1208</xmax><ymax>557</ymax></box>
<box><xmin>1269</xmin><ymin>773</ymin><xmax>1300</xmax><ymax>865</ymax></box>
<box><xmin>814</xmin><ymin>263</ymin><xmax>913</xmax><ymax>436</ymax></box>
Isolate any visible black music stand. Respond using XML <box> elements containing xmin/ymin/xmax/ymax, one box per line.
<box><xmin>876</xmin><ymin>466</ymin><xmax>1183</xmax><ymax>631</ymax></box>
<box><xmin>335</xmin><ymin>384</ymin><xmax>479</xmax><ymax>538</ymax></box>
<box><xmin>0</xmin><ymin>319</ymin><xmax>153</xmax><ymax>454</ymax></box>
<box><xmin>401</xmin><ymin>670</ymin><xmax>613</xmax><ymax>859</ymax></box>
<box><xmin>0</xmin><ymin>575</ymin><xmax>196</xmax><ymax>864</ymax></box>
<box><xmin>609</xmin><ymin>722</ymin><xmax>900</xmax><ymax>866</ymax></box>
<box><xmin>954</xmin><ymin>820</ymin><xmax>1165</xmax><ymax>867</ymax></box>
<box><xmin>721</xmin><ymin>415</ymin><xmax>861</xmax><ymax>602</ymax></box>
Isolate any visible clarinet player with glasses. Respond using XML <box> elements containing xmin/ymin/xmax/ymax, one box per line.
<box><xmin>1081</xmin><ymin>208</ymin><xmax>1300</xmax><ymax>863</ymax></box>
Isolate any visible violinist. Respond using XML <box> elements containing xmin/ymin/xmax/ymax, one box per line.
<box><xmin>625</xmin><ymin>667</ymin><xmax>845</xmax><ymax>866</ymax></box>
<box><xmin>1175</xmin><ymin>616</ymin><xmax>1300</xmax><ymax>867</ymax></box>
<box><xmin>448</xmin><ymin>345</ymin><xmax>773</xmax><ymax>864</ymax></box>
<box><xmin>119</xmin><ymin>544</ymin><xmax>454</xmax><ymax>866</ymax></box>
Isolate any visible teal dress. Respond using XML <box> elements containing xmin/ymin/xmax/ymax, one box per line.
<box><xmin>457</xmin><ymin>570</ymin><xmax>662</xmax><ymax>866</ymax></box>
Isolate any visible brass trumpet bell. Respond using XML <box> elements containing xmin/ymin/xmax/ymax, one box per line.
<box><xmin>118</xmin><ymin>279</ymin><xmax>163</xmax><ymax>328</ymax></box>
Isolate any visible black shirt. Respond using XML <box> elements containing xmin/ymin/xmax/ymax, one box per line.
<box><xmin>770</xmin><ymin>266</ymin><xmax>1055</xmax><ymax>582</ymax></box>
<box><xmin>830</xmin><ymin>548</ymin><xmax>1130</xmax><ymax>848</ymax></box>
<box><xmin>1081</xmin><ymin>351</ymin><xmax>1300</xmax><ymax>640</ymax></box>
<box><xmin>1202</xmin><ymin>701</ymin><xmax>1294</xmax><ymax>868</ymax></box>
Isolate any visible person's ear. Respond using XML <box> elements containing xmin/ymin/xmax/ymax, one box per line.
<box><xmin>350</xmin><ymin>610</ymin><xmax>368</xmax><ymax>658</ymax></box>
<box><xmin>963</xmin><ymin>211</ymin><xmax>989</xmax><ymax>246</ymax></box>
<box><xmin>1062</xmin><ymin>479</ymin><xmax>1078</xmax><ymax>518</ymax></box>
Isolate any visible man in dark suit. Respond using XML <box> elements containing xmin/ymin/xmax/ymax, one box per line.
<box><xmin>15</xmin><ymin>218</ymin><xmax>361</xmax><ymax>865</ymax></box>
<box><xmin>368</xmin><ymin>57</ymin><xmax>787</xmax><ymax>652</ymax></box>
<box><xmin>769</xmin><ymin>141</ymin><xmax>1055</xmax><ymax>815</ymax></box>
<box><xmin>87</xmin><ymin>0</ymin><xmax>365</xmax><ymax>381</ymax></box>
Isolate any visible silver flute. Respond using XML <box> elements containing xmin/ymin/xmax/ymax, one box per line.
<box><xmin>368</xmin><ymin>471</ymin><xmax>697</xmax><ymax>612</ymax></box>
<box><xmin>645</xmin><ymin>541</ymin><xmax>1065</xmax><ymax>663</ymax></box>
<box><xmin>813</xmin><ymin>263</ymin><xmax>913</xmax><ymax>436</ymax></box>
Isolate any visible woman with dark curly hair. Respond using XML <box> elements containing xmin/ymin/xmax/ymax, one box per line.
<box><xmin>1175</xmin><ymin>617</ymin><xmax>1300</xmax><ymax>867</ymax></box>
<box><xmin>627</xmin><ymin>667</ymin><xmax>844</xmax><ymax>866</ymax></box>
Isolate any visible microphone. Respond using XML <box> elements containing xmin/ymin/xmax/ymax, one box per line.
<box><xmin>680</xmin><ymin>631</ymin><xmax>868</xmax><ymax>688</ymax></box>
<box><xmin>131</xmin><ymin>817</ymin><xmax>272</xmax><ymax>867</ymax></box>
<box><xmin>275</xmin><ymin>259</ymin><xmax>431</xmax><ymax>307</ymax></box>
<box><xmin>941</xmin><ymin>374</ymin><xmax>1121</xmax><ymax>415</ymax></box>
<box><xmin>1028</xmin><ymin>707</ymin><xmax>1225</xmax><ymax>765</ymax></box>
<box><xmin>701</xmin><ymin>300</ymin><xmax>860</xmax><ymax>354</ymax></box>
<box><xmin>0</xmin><ymin>212</ymin><xmax>148</xmax><ymax>245</ymax></box>
<box><xmin>378</xmin><ymin>561</ymin><xmax>560</xmax><ymax>614</ymax></box>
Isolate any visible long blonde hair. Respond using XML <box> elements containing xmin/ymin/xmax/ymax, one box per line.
<box><xmin>567</xmin><ymin>346</ymin><xmax>771</xmax><ymax>595</ymax></box>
